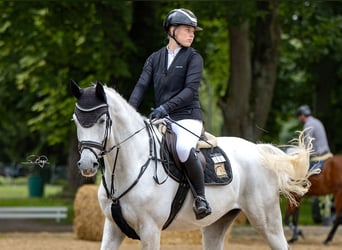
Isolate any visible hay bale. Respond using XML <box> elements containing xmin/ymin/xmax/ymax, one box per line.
<box><xmin>74</xmin><ymin>184</ymin><xmax>104</xmax><ymax>241</ymax></box>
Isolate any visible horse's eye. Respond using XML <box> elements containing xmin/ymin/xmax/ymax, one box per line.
<box><xmin>99</xmin><ymin>118</ymin><xmax>106</xmax><ymax>124</ymax></box>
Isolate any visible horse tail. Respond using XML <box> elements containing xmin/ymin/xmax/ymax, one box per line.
<box><xmin>257</xmin><ymin>131</ymin><xmax>318</xmax><ymax>206</ymax></box>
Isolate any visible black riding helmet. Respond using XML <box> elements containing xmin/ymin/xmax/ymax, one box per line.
<box><xmin>163</xmin><ymin>8</ymin><xmax>202</xmax><ymax>47</ymax></box>
<box><xmin>163</xmin><ymin>8</ymin><xmax>202</xmax><ymax>31</ymax></box>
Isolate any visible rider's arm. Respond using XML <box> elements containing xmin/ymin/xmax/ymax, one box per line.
<box><xmin>128</xmin><ymin>54</ymin><xmax>154</xmax><ymax>109</ymax></box>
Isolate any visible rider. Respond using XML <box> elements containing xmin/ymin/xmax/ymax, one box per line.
<box><xmin>128</xmin><ymin>8</ymin><xmax>211</xmax><ymax>219</ymax></box>
<box><xmin>296</xmin><ymin>104</ymin><xmax>332</xmax><ymax>169</ymax></box>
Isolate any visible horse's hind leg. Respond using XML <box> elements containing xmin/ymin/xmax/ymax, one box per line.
<box><xmin>323</xmin><ymin>215</ymin><xmax>341</xmax><ymax>245</ymax></box>
<box><xmin>202</xmin><ymin>209</ymin><xmax>240</xmax><ymax>250</ymax></box>
<box><xmin>323</xmin><ymin>193</ymin><xmax>342</xmax><ymax>245</ymax></box>
<box><xmin>245</xmin><ymin>197</ymin><xmax>288</xmax><ymax>250</ymax></box>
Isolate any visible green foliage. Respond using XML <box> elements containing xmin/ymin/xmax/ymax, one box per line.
<box><xmin>264</xmin><ymin>1</ymin><xmax>342</xmax><ymax>149</ymax></box>
<box><xmin>199</xmin><ymin>17</ymin><xmax>229</xmax><ymax>134</ymax></box>
<box><xmin>0</xmin><ymin>1</ymin><xmax>134</xmax><ymax>163</ymax></box>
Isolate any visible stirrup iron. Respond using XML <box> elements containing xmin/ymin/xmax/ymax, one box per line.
<box><xmin>193</xmin><ymin>196</ymin><xmax>211</xmax><ymax>220</ymax></box>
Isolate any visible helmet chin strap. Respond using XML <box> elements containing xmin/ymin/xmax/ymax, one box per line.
<box><xmin>168</xmin><ymin>26</ymin><xmax>184</xmax><ymax>47</ymax></box>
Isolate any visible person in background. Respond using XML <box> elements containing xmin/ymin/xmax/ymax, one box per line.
<box><xmin>128</xmin><ymin>8</ymin><xmax>211</xmax><ymax>219</ymax></box>
<box><xmin>296</xmin><ymin>104</ymin><xmax>333</xmax><ymax>225</ymax></box>
<box><xmin>296</xmin><ymin>104</ymin><xmax>332</xmax><ymax>169</ymax></box>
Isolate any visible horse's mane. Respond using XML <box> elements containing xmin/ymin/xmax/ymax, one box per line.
<box><xmin>102</xmin><ymin>85</ymin><xmax>143</xmax><ymax>119</ymax></box>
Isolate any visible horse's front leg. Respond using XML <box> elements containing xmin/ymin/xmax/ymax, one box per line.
<box><xmin>100</xmin><ymin>218</ymin><xmax>125</xmax><ymax>250</ymax></box>
<box><xmin>139</xmin><ymin>221</ymin><xmax>162</xmax><ymax>250</ymax></box>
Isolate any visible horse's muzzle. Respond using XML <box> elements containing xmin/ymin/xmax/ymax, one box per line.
<box><xmin>77</xmin><ymin>150</ymin><xmax>99</xmax><ymax>177</ymax></box>
<box><xmin>78</xmin><ymin>163</ymin><xmax>98</xmax><ymax>177</ymax></box>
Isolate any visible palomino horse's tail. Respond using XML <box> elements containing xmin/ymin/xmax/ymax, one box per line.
<box><xmin>257</xmin><ymin>131</ymin><xmax>317</xmax><ymax>206</ymax></box>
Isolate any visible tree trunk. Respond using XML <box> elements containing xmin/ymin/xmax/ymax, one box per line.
<box><xmin>219</xmin><ymin>21</ymin><xmax>252</xmax><ymax>139</ymax></box>
<box><xmin>219</xmin><ymin>0</ymin><xmax>280</xmax><ymax>142</ymax></box>
<box><xmin>252</xmin><ymin>0</ymin><xmax>280</xmax><ymax>141</ymax></box>
<box><xmin>127</xmin><ymin>1</ymin><xmax>162</xmax><ymax>114</ymax></box>
<box><xmin>312</xmin><ymin>57</ymin><xmax>336</xmax><ymax>152</ymax></box>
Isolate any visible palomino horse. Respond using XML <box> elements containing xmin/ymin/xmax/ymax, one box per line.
<box><xmin>285</xmin><ymin>155</ymin><xmax>342</xmax><ymax>245</ymax></box>
<box><xmin>71</xmin><ymin>80</ymin><xmax>312</xmax><ymax>250</ymax></box>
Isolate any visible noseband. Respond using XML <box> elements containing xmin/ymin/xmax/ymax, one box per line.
<box><xmin>75</xmin><ymin>103</ymin><xmax>113</xmax><ymax>160</ymax></box>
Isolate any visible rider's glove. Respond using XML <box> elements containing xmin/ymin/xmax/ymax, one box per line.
<box><xmin>149</xmin><ymin>106</ymin><xmax>168</xmax><ymax>120</ymax></box>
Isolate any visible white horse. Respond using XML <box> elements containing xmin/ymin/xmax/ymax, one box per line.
<box><xmin>71</xmin><ymin>80</ymin><xmax>312</xmax><ymax>250</ymax></box>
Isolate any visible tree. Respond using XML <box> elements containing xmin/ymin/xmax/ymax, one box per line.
<box><xmin>219</xmin><ymin>0</ymin><xmax>280</xmax><ymax>141</ymax></box>
<box><xmin>0</xmin><ymin>1</ymin><xmax>134</xmax><ymax>193</ymax></box>
<box><xmin>268</xmin><ymin>1</ymin><xmax>342</xmax><ymax>150</ymax></box>
<box><xmin>126</xmin><ymin>1</ymin><xmax>165</xmax><ymax>114</ymax></box>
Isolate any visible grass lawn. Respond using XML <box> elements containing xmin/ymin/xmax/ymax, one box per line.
<box><xmin>0</xmin><ymin>177</ymin><xmax>64</xmax><ymax>199</ymax></box>
<box><xmin>0</xmin><ymin>183</ymin><xmax>63</xmax><ymax>199</ymax></box>
<box><xmin>0</xmin><ymin>177</ymin><xmax>74</xmax><ymax>222</ymax></box>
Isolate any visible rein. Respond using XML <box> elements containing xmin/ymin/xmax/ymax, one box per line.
<box><xmin>164</xmin><ymin>116</ymin><xmax>214</xmax><ymax>148</ymax></box>
<box><xmin>99</xmin><ymin>125</ymin><xmax>146</xmax><ymax>157</ymax></box>
<box><xmin>101</xmin><ymin>120</ymin><xmax>154</xmax><ymax>202</ymax></box>
<box><xmin>78</xmin><ymin>111</ymin><xmax>146</xmax><ymax>158</ymax></box>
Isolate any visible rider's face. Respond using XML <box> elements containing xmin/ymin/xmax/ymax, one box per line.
<box><xmin>171</xmin><ymin>25</ymin><xmax>195</xmax><ymax>47</ymax></box>
<box><xmin>297</xmin><ymin>114</ymin><xmax>307</xmax><ymax>124</ymax></box>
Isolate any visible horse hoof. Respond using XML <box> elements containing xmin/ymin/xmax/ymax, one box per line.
<box><xmin>287</xmin><ymin>238</ymin><xmax>297</xmax><ymax>244</ymax></box>
<box><xmin>298</xmin><ymin>230</ymin><xmax>305</xmax><ymax>239</ymax></box>
<box><xmin>323</xmin><ymin>240</ymin><xmax>330</xmax><ymax>245</ymax></box>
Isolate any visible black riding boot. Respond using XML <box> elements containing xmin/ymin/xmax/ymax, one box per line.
<box><xmin>184</xmin><ymin>148</ymin><xmax>212</xmax><ymax>220</ymax></box>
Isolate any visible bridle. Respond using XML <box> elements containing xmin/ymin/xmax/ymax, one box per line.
<box><xmin>75</xmin><ymin>103</ymin><xmax>154</xmax><ymax>202</ymax></box>
<box><xmin>77</xmin><ymin>106</ymin><xmax>113</xmax><ymax>160</ymax></box>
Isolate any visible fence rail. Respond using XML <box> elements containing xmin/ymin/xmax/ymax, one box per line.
<box><xmin>0</xmin><ymin>206</ymin><xmax>68</xmax><ymax>222</ymax></box>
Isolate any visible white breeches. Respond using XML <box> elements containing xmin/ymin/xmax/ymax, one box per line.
<box><xmin>171</xmin><ymin>119</ymin><xmax>203</xmax><ymax>163</ymax></box>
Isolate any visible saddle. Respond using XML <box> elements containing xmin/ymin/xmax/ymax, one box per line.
<box><xmin>159</xmin><ymin>122</ymin><xmax>232</xmax><ymax>185</ymax></box>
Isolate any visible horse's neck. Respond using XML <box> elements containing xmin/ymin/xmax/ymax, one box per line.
<box><xmin>107</xmin><ymin>91</ymin><xmax>145</xmax><ymax>141</ymax></box>
<box><xmin>104</xmin><ymin>89</ymin><xmax>152</xmax><ymax>183</ymax></box>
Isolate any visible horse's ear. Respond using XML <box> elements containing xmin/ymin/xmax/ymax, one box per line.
<box><xmin>95</xmin><ymin>81</ymin><xmax>107</xmax><ymax>103</ymax></box>
<box><xmin>70</xmin><ymin>79</ymin><xmax>83</xmax><ymax>99</ymax></box>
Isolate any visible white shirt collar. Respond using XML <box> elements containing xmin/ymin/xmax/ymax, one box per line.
<box><xmin>167</xmin><ymin>46</ymin><xmax>181</xmax><ymax>69</ymax></box>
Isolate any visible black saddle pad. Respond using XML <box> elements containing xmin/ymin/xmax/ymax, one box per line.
<box><xmin>160</xmin><ymin>141</ymin><xmax>233</xmax><ymax>186</ymax></box>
